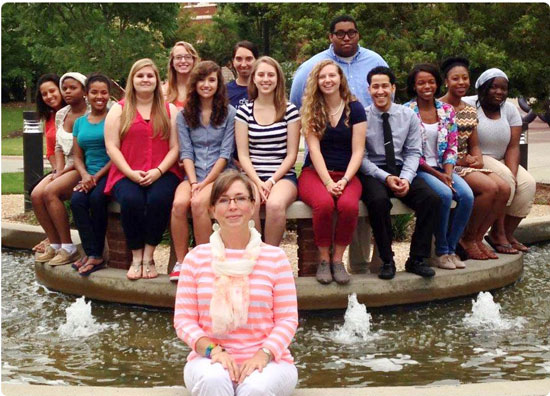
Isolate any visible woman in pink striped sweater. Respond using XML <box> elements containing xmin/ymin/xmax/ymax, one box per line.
<box><xmin>174</xmin><ymin>170</ymin><xmax>298</xmax><ymax>396</ymax></box>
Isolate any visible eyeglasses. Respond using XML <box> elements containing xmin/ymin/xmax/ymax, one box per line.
<box><xmin>174</xmin><ymin>55</ymin><xmax>194</xmax><ymax>62</ymax></box>
<box><xmin>332</xmin><ymin>29</ymin><xmax>358</xmax><ymax>39</ymax></box>
<box><xmin>216</xmin><ymin>196</ymin><xmax>252</xmax><ymax>207</ymax></box>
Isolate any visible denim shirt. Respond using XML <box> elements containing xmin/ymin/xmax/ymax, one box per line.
<box><xmin>177</xmin><ymin>105</ymin><xmax>236</xmax><ymax>182</ymax></box>
<box><xmin>289</xmin><ymin>44</ymin><xmax>388</xmax><ymax>109</ymax></box>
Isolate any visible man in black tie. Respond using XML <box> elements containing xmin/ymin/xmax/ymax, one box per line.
<box><xmin>359</xmin><ymin>66</ymin><xmax>441</xmax><ymax>279</ymax></box>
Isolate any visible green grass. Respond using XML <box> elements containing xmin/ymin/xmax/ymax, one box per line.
<box><xmin>2</xmin><ymin>103</ymin><xmax>35</xmax><ymax>156</ymax></box>
<box><xmin>2</xmin><ymin>104</ymin><xmax>34</xmax><ymax>138</ymax></box>
<box><xmin>2</xmin><ymin>172</ymin><xmax>24</xmax><ymax>194</ymax></box>
<box><xmin>2</xmin><ymin>137</ymin><xmax>24</xmax><ymax>155</ymax></box>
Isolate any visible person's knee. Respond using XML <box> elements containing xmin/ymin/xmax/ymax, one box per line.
<box><xmin>460</xmin><ymin>186</ymin><xmax>474</xmax><ymax>207</ymax></box>
<box><xmin>43</xmin><ymin>185</ymin><xmax>60</xmax><ymax>205</ymax></box>
<box><xmin>70</xmin><ymin>192</ymin><xmax>87</xmax><ymax>210</ymax></box>
<box><xmin>172</xmin><ymin>196</ymin><xmax>190</xmax><ymax>218</ymax></box>
<box><xmin>265</xmin><ymin>198</ymin><xmax>286</xmax><ymax>220</ymax></box>
<box><xmin>367</xmin><ymin>196</ymin><xmax>391</xmax><ymax>214</ymax></box>
<box><xmin>190</xmin><ymin>195</ymin><xmax>209</xmax><ymax>215</ymax></box>
<box><xmin>195</xmin><ymin>365</ymin><xmax>232</xmax><ymax>395</ymax></box>
<box><xmin>337</xmin><ymin>199</ymin><xmax>359</xmax><ymax>217</ymax></box>
<box><xmin>119</xmin><ymin>193</ymin><xmax>143</xmax><ymax>212</ymax></box>
<box><xmin>497</xmin><ymin>181</ymin><xmax>512</xmax><ymax>204</ymax></box>
<box><xmin>314</xmin><ymin>197</ymin><xmax>335</xmax><ymax>215</ymax></box>
<box><xmin>239</xmin><ymin>379</ymin><xmax>271</xmax><ymax>396</ymax></box>
<box><xmin>31</xmin><ymin>187</ymin><xmax>44</xmax><ymax>204</ymax></box>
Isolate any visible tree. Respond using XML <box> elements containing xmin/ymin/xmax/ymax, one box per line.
<box><xmin>1</xmin><ymin>3</ymin><xmax>180</xmax><ymax>100</ymax></box>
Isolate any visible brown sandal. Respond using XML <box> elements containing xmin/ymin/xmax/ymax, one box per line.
<box><xmin>511</xmin><ymin>242</ymin><xmax>529</xmax><ymax>252</ymax></box>
<box><xmin>460</xmin><ymin>241</ymin><xmax>488</xmax><ymax>260</ymax></box>
<box><xmin>477</xmin><ymin>241</ymin><xmax>498</xmax><ymax>259</ymax></box>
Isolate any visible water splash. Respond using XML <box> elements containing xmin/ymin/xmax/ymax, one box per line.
<box><xmin>332</xmin><ymin>293</ymin><xmax>373</xmax><ymax>343</ymax></box>
<box><xmin>337</xmin><ymin>354</ymin><xmax>419</xmax><ymax>372</ymax></box>
<box><xmin>58</xmin><ymin>297</ymin><xmax>110</xmax><ymax>338</ymax></box>
<box><xmin>463</xmin><ymin>291</ymin><xmax>525</xmax><ymax>330</ymax></box>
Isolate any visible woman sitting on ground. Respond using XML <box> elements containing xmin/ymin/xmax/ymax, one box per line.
<box><xmin>104</xmin><ymin>58</ymin><xmax>181</xmax><ymax>280</ymax></box>
<box><xmin>439</xmin><ymin>57</ymin><xmax>510</xmax><ymax>260</ymax></box>
<box><xmin>169</xmin><ymin>61</ymin><xmax>236</xmax><ymax>282</ymax></box>
<box><xmin>174</xmin><ymin>170</ymin><xmax>298</xmax><ymax>396</ymax></box>
<box><xmin>163</xmin><ymin>41</ymin><xmax>200</xmax><ymax>110</ymax></box>
<box><xmin>405</xmin><ymin>63</ymin><xmax>474</xmax><ymax>270</ymax></box>
<box><xmin>463</xmin><ymin>68</ymin><xmax>536</xmax><ymax>254</ymax></box>
<box><xmin>32</xmin><ymin>73</ymin><xmax>67</xmax><ymax>253</ymax></box>
<box><xmin>235</xmin><ymin>56</ymin><xmax>300</xmax><ymax>246</ymax></box>
<box><xmin>33</xmin><ymin>72</ymin><xmax>88</xmax><ymax>266</ymax></box>
<box><xmin>298</xmin><ymin>59</ymin><xmax>366</xmax><ymax>285</ymax></box>
<box><xmin>70</xmin><ymin>73</ymin><xmax>112</xmax><ymax>275</ymax></box>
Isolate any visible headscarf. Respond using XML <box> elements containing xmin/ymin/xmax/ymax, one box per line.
<box><xmin>209</xmin><ymin>221</ymin><xmax>262</xmax><ymax>335</ymax></box>
<box><xmin>59</xmin><ymin>72</ymin><xmax>87</xmax><ymax>89</ymax></box>
<box><xmin>475</xmin><ymin>68</ymin><xmax>508</xmax><ymax>89</ymax></box>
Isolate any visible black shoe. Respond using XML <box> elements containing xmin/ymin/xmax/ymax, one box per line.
<box><xmin>405</xmin><ymin>257</ymin><xmax>435</xmax><ymax>278</ymax></box>
<box><xmin>378</xmin><ymin>261</ymin><xmax>396</xmax><ymax>280</ymax></box>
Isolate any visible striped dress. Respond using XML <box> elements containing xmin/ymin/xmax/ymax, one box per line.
<box><xmin>174</xmin><ymin>243</ymin><xmax>298</xmax><ymax>364</ymax></box>
<box><xmin>235</xmin><ymin>101</ymin><xmax>300</xmax><ymax>179</ymax></box>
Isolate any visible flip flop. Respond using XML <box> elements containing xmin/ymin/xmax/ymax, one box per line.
<box><xmin>484</xmin><ymin>236</ymin><xmax>519</xmax><ymax>255</ymax></box>
<box><xmin>511</xmin><ymin>242</ymin><xmax>529</xmax><ymax>252</ymax></box>
<box><xmin>79</xmin><ymin>261</ymin><xmax>106</xmax><ymax>277</ymax></box>
<box><xmin>72</xmin><ymin>256</ymin><xmax>89</xmax><ymax>270</ymax></box>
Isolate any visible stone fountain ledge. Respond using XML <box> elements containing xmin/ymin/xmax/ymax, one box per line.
<box><xmin>3</xmin><ymin>379</ymin><xmax>550</xmax><ymax>396</ymax></box>
<box><xmin>2</xmin><ymin>216</ymin><xmax>549</xmax><ymax>309</ymax></box>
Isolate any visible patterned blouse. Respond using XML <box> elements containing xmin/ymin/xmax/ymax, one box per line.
<box><xmin>405</xmin><ymin>99</ymin><xmax>458</xmax><ymax>167</ymax></box>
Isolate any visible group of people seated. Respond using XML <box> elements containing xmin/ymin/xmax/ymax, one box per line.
<box><xmin>29</xmin><ymin>13</ymin><xmax>537</xmax><ymax>396</ymax></box>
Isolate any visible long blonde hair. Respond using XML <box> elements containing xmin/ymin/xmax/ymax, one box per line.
<box><xmin>301</xmin><ymin>59</ymin><xmax>354</xmax><ymax>139</ymax></box>
<box><xmin>120</xmin><ymin>58</ymin><xmax>170</xmax><ymax>140</ymax></box>
<box><xmin>248</xmin><ymin>56</ymin><xmax>287</xmax><ymax>122</ymax></box>
<box><xmin>165</xmin><ymin>41</ymin><xmax>200</xmax><ymax>104</ymax></box>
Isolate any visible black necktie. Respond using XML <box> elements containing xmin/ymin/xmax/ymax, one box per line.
<box><xmin>381</xmin><ymin>112</ymin><xmax>397</xmax><ymax>176</ymax></box>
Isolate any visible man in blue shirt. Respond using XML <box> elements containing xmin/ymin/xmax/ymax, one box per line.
<box><xmin>290</xmin><ymin>15</ymin><xmax>388</xmax><ymax>109</ymax></box>
<box><xmin>359</xmin><ymin>66</ymin><xmax>441</xmax><ymax>280</ymax></box>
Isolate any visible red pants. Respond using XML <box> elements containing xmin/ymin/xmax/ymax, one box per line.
<box><xmin>298</xmin><ymin>167</ymin><xmax>361</xmax><ymax>247</ymax></box>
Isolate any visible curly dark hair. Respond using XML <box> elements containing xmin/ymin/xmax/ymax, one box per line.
<box><xmin>35</xmin><ymin>73</ymin><xmax>67</xmax><ymax>121</ymax></box>
<box><xmin>183</xmin><ymin>61</ymin><xmax>228</xmax><ymax>129</ymax></box>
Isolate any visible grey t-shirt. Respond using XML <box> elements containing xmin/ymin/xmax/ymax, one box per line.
<box><xmin>463</xmin><ymin>96</ymin><xmax>522</xmax><ymax>160</ymax></box>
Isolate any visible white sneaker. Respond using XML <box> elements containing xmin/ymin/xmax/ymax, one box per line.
<box><xmin>169</xmin><ymin>262</ymin><xmax>181</xmax><ymax>282</ymax></box>
<box><xmin>450</xmin><ymin>254</ymin><xmax>466</xmax><ymax>269</ymax></box>
<box><xmin>436</xmin><ymin>254</ymin><xmax>456</xmax><ymax>270</ymax></box>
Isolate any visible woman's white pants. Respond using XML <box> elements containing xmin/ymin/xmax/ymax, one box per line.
<box><xmin>184</xmin><ymin>357</ymin><xmax>298</xmax><ymax>396</ymax></box>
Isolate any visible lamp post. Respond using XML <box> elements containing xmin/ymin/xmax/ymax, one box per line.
<box><xmin>23</xmin><ymin>111</ymin><xmax>43</xmax><ymax>211</ymax></box>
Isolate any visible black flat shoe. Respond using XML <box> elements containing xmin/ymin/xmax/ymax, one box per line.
<box><xmin>405</xmin><ymin>257</ymin><xmax>435</xmax><ymax>278</ymax></box>
<box><xmin>378</xmin><ymin>261</ymin><xmax>396</xmax><ymax>280</ymax></box>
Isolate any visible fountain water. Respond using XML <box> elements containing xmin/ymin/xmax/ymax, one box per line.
<box><xmin>463</xmin><ymin>291</ymin><xmax>526</xmax><ymax>331</ymax></box>
<box><xmin>2</xmin><ymin>243</ymin><xmax>550</xmax><ymax>387</ymax></box>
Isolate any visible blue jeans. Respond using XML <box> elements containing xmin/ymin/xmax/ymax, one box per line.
<box><xmin>70</xmin><ymin>176</ymin><xmax>108</xmax><ymax>258</ymax></box>
<box><xmin>416</xmin><ymin>169</ymin><xmax>474</xmax><ymax>255</ymax></box>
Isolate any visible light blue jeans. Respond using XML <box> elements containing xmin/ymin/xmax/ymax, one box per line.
<box><xmin>416</xmin><ymin>169</ymin><xmax>474</xmax><ymax>255</ymax></box>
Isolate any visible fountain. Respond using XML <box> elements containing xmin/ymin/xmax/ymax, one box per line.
<box><xmin>3</xmin><ymin>244</ymin><xmax>550</xmax><ymax>388</ymax></box>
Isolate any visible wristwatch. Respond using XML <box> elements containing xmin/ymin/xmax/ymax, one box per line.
<box><xmin>261</xmin><ymin>347</ymin><xmax>272</xmax><ymax>362</ymax></box>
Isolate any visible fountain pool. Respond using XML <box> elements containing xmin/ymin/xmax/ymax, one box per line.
<box><xmin>2</xmin><ymin>243</ymin><xmax>550</xmax><ymax>388</ymax></box>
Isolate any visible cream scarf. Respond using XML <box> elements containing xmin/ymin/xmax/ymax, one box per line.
<box><xmin>209</xmin><ymin>222</ymin><xmax>262</xmax><ymax>335</ymax></box>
